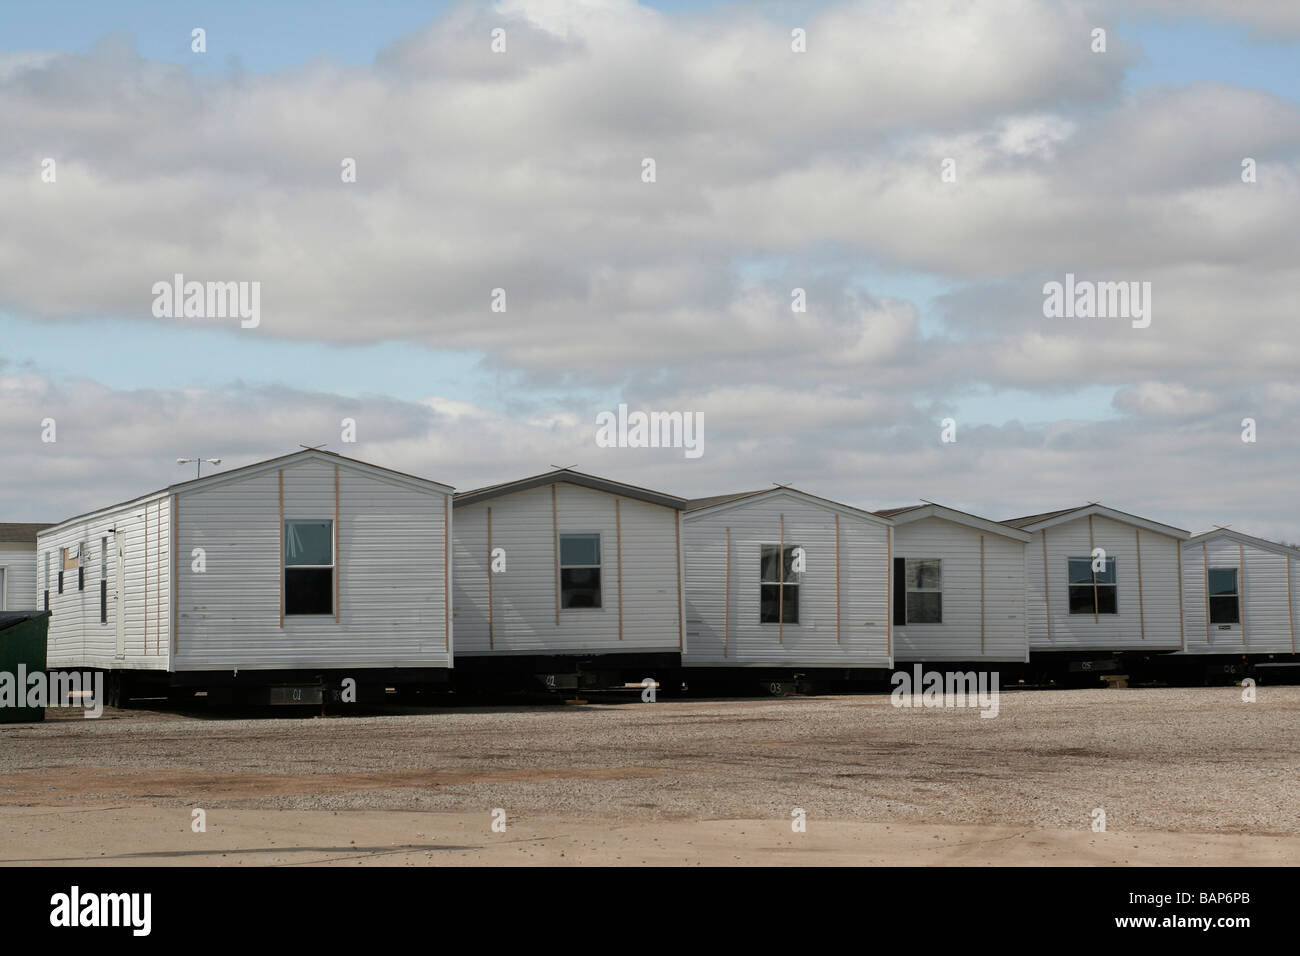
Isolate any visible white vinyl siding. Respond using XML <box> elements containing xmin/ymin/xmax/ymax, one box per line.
<box><xmin>0</xmin><ymin>545</ymin><xmax>40</xmax><ymax>612</ymax></box>
<box><xmin>175</xmin><ymin>457</ymin><xmax>450</xmax><ymax>671</ymax></box>
<box><xmin>1025</xmin><ymin>515</ymin><xmax>1182</xmax><ymax>650</ymax></box>
<box><xmin>42</xmin><ymin>495</ymin><xmax>173</xmax><ymax>671</ymax></box>
<box><xmin>453</xmin><ymin>483</ymin><xmax>682</xmax><ymax>656</ymax></box>
<box><xmin>1181</xmin><ymin>535</ymin><xmax>1299</xmax><ymax>654</ymax></box>
<box><xmin>684</xmin><ymin>492</ymin><xmax>891</xmax><ymax>668</ymax></box>
<box><xmin>892</xmin><ymin>517</ymin><xmax>1029</xmax><ymax>663</ymax></box>
<box><xmin>39</xmin><ymin>452</ymin><xmax>452</xmax><ymax>674</ymax></box>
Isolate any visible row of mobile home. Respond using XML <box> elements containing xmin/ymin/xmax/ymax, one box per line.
<box><xmin>17</xmin><ymin>449</ymin><xmax>1300</xmax><ymax>705</ymax></box>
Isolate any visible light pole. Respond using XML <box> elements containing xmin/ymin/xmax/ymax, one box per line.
<box><xmin>177</xmin><ymin>457</ymin><xmax>222</xmax><ymax>478</ymax></box>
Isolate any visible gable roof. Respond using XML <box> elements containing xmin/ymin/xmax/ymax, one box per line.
<box><xmin>874</xmin><ymin>506</ymin><xmax>920</xmax><ymax>518</ymax></box>
<box><xmin>455</xmin><ymin>468</ymin><xmax>686</xmax><ymax>510</ymax></box>
<box><xmin>685</xmin><ymin>490</ymin><xmax>769</xmax><ymax>511</ymax></box>
<box><xmin>39</xmin><ymin>449</ymin><xmax>453</xmax><ymax>537</ymax></box>
<box><xmin>1000</xmin><ymin>506</ymin><xmax>1087</xmax><ymax>529</ymax></box>
<box><xmin>1188</xmin><ymin>527</ymin><xmax>1300</xmax><ymax>559</ymax></box>
<box><xmin>168</xmin><ymin>448</ymin><xmax>453</xmax><ymax>497</ymax></box>
<box><xmin>0</xmin><ymin>523</ymin><xmax>53</xmax><ymax>545</ymax></box>
<box><xmin>684</xmin><ymin>486</ymin><xmax>890</xmax><ymax>525</ymax></box>
<box><xmin>1002</xmin><ymin>503</ymin><xmax>1189</xmax><ymax>539</ymax></box>
<box><xmin>876</xmin><ymin>503</ymin><xmax>1031</xmax><ymax>541</ymax></box>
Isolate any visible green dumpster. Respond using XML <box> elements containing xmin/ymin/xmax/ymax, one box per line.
<box><xmin>0</xmin><ymin>610</ymin><xmax>50</xmax><ymax>723</ymax></box>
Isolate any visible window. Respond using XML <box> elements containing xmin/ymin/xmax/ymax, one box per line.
<box><xmin>100</xmin><ymin>537</ymin><xmax>109</xmax><ymax>624</ymax></box>
<box><xmin>43</xmin><ymin>552</ymin><xmax>49</xmax><ymax>610</ymax></box>
<box><xmin>759</xmin><ymin>544</ymin><xmax>799</xmax><ymax>624</ymax></box>
<box><xmin>284</xmin><ymin>520</ymin><xmax>334</xmax><ymax>616</ymax></box>
<box><xmin>559</xmin><ymin>533</ymin><xmax>602</xmax><ymax>609</ymax></box>
<box><xmin>1068</xmin><ymin>557</ymin><xmax>1117</xmax><ymax>615</ymax></box>
<box><xmin>59</xmin><ymin>544</ymin><xmax>78</xmax><ymax>595</ymax></box>
<box><xmin>905</xmin><ymin>558</ymin><xmax>943</xmax><ymax>624</ymax></box>
<box><xmin>1208</xmin><ymin>568</ymin><xmax>1239</xmax><ymax>625</ymax></box>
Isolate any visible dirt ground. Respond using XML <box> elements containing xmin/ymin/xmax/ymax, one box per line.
<box><xmin>2</xmin><ymin>686</ymin><xmax>1298</xmax><ymax>866</ymax></box>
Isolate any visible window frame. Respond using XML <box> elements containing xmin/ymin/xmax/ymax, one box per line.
<box><xmin>1067</xmin><ymin>556</ymin><xmax>1118</xmax><ymax>616</ymax></box>
<box><xmin>759</xmin><ymin>543</ymin><xmax>800</xmax><ymax>625</ymax></box>
<box><xmin>558</xmin><ymin>532</ymin><xmax>603</xmax><ymax>610</ymax></box>
<box><xmin>283</xmin><ymin>519</ymin><xmax>336</xmax><ymax>617</ymax></box>
<box><xmin>1207</xmin><ymin>567</ymin><xmax>1240</xmax><ymax>625</ymax></box>
<box><xmin>100</xmin><ymin>536</ymin><xmax>109</xmax><ymax>625</ymax></box>
<box><xmin>902</xmin><ymin>557</ymin><xmax>943</xmax><ymax>625</ymax></box>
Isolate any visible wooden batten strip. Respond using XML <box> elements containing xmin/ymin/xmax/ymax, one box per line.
<box><xmin>334</xmin><ymin>466</ymin><xmax>341</xmax><ymax>624</ymax></box>
<box><xmin>886</xmin><ymin>525</ymin><xmax>893</xmax><ymax>657</ymax></box>
<box><xmin>1202</xmin><ymin>542</ymin><xmax>1210</xmax><ymax>645</ymax></box>
<box><xmin>1238</xmin><ymin>541</ymin><xmax>1247</xmax><ymax>645</ymax></box>
<box><xmin>552</xmin><ymin>484</ymin><xmax>559</xmax><ymax>627</ymax></box>
<box><xmin>278</xmin><ymin>470</ymin><xmax>285</xmax><ymax>629</ymax></box>
<box><xmin>616</xmin><ymin>499</ymin><xmax>624</xmax><ymax>641</ymax></box>
<box><xmin>156</xmin><ymin>500</ymin><xmax>162</xmax><ymax>654</ymax></box>
<box><xmin>487</xmin><ymin>507</ymin><xmax>494</xmax><ymax>650</ymax></box>
<box><xmin>834</xmin><ymin>514</ymin><xmax>841</xmax><ymax>644</ymax></box>
<box><xmin>723</xmin><ymin>527</ymin><xmax>731</xmax><ymax>658</ymax></box>
<box><xmin>1088</xmin><ymin>514</ymin><xmax>1097</xmax><ymax>624</ymax></box>
<box><xmin>778</xmin><ymin>514</ymin><xmax>785</xmax><ymax>644</ymax></box>
<box><xmin>1135</xmin><ymin>528</ymin><xmax>1145</xmax><ymax>640</ymax></box>
<box><xmin>1288</xmin><ymin>553</ymin><xmax>1296</xmax><ymax>653</ymax></box>
<box><xmin>979</xmin><ymin>534</ymin><xmax>986</xmax><ymax>655</ymax></box>
<box><xmin>144</xmin><ymin>502</ymin><xmax>149</xmax><ymax>653</ymax></box>
<box><xmin>444</xmin><ymin>496</ymin><xmax>450</xmax><ymax>652</ymax></box>
<box><xmin>1042</xmin><ymin>530</ymin><xmax>1052</xmax><ymax>641</ymax></box>
<box><xmin>1177</xmin><ymin>542</ymin><xmax>1185</xmax><ymax>650</ymax></box>
<box><xmin>675</xmin><ymin>510</ymin><xmax>684</xmax><ymax>652</ymax></box>
<box><xmin>170</xmin><ymin>495</ymin><xmax>179</xmax><ymax>656</ymax></box>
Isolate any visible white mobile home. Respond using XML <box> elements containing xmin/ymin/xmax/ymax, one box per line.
<box><xmin>452</xmin><ymin>469</ymin><xmax>686</xmax><ymax>686</ymax></box>
<box><xmin>0</xmin><ymin>524</ymin><xmax>50</xmax><ymax>612</ymax></box>
<box><xmin>38</xmin><ymin>449</ymin><xmax>453</xmax><ymax>703</ymax></box>
<box><xmin>1004</xmin><ymin>504</ymin><xmax>1188</xmax><ymax>653</ymax></box>
<box><xmin>876</xmin><ymin>503</ymin><xmax>1030</xmax><ymax>663</ymax></box>
<box><xmin>1181</xmin><ymin>528</ymin><xmax>1300</xmax><ymax>656</ymax></box>
<box><xmin>683</xmin><ymin>487</ymin><xmax>893</xmax><ymax>674</ymax></box>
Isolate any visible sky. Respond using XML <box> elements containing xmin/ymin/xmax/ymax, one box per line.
<box><xmin>2</xmin><ymin>0</ymin><xmax>1299</xmax><ymax>540</ymax></box>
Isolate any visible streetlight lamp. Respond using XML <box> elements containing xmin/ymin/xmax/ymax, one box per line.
<box><xmin>177</xmin><ymin>457</ymin><xmax>222</xmax><ymax>478</ymax></box>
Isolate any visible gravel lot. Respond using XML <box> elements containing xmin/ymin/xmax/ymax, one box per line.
<box><xmin>2</xmin><ymin>686</ymin><xmax>1297</xmax><ymax>836</ymax></box>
